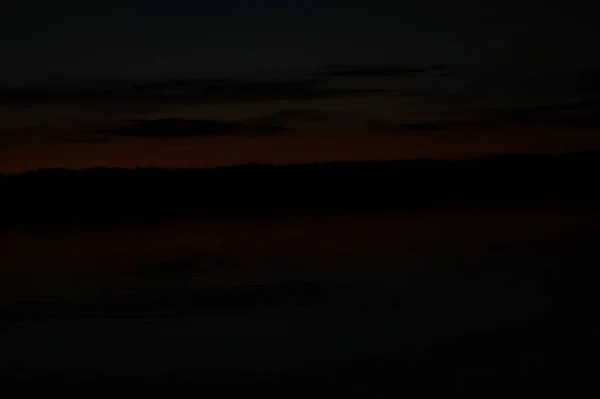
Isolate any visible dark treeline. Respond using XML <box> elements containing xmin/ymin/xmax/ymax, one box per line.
<box><xmin>1</xmin><ymin>151</ymin><xmax>599</xmax><ymax>229</ymax></box>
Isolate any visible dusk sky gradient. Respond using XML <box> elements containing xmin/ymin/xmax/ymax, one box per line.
<box><xmin>2</xmin><ymin>0</ymin><xmax>600</xmax><ymax>172</ymax></box>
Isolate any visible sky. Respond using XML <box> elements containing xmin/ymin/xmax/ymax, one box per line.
<box><xmin>1</xmin><ymin>0</ymin><xmax>600</xmax><ymax>172</ymax></box>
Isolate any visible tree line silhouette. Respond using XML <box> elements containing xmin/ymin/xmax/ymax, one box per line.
<box><xmin>1</xmin><ymin>151</ymin><xmax>598</xmax><ymax>229</ymax></box>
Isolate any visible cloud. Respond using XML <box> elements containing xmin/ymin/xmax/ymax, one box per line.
<box><xmin>122</xmin><ymin>77</ymin><xmax>383</xmax><ymax>104</ymax></box>
<box><xmin>0</xmin><ymin>87</ymin><xmax>95</xmax><ymax>106</ymax></box>
<box><xmin>247</xmin><ymin>109</ymin><xmax>327</xmax><ymax>125</ymax></box>
<box><xmin>128</xmin><ymin>78</ymin><xmax>242</xmax><ymax>93</ymax></box>
<box><xmin>482</xmin><ymin>99</ymin><xmax>600</xmax><ymax>129</ymax></box>
<box><xmin>85</xmin><ymin>118</ymin><xmax>286</xmax><ymax>140</ymax></box>
<box><xmin>319</xmin><ymin>64</ymin><xmax>449</xmax><ymax>78</ymax></box>
<box><xmin>69</xmin><ymin>136</ymin><xmax>112</xmax><ymax>143</ymax></box>
<box><xmin>125</xmin><ymin>77</ymin><xmax>319</xmax><ymax>100</ymax></box>
<box><xmin>0</xmin><ymin>78</ymin><xmax>381</xmax><ymax>108</ymax></box>
<box><xmin>0</xmin><ymin>69</ymin><xmax>393</xmax><ymax>107</ymax></box>
<box><xmin>372</xmin><ymin>98</ymin><xmax>600</xmax><ymax>135</ymax></box>
<box><xmin>369</xmin><ymin>120</ymin><xmax>449</xmax><ymax>133</ymax></box>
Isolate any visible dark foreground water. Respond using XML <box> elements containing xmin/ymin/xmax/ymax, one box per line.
<box><xmin>1</xmin><ymin>205</ymin><xmax>599</xmax><ymax>396</ymax></box>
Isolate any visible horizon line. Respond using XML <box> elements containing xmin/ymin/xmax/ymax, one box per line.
<box><xmin>2</xmin><ymin>150</ymin><xmax>599</xmax><ymax>177</ymax></box>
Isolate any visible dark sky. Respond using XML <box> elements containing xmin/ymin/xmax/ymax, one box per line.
<box><xmin>1</xmin><ymin>0</ymin><xmax>600</xmax><ymax>172</ymax></box>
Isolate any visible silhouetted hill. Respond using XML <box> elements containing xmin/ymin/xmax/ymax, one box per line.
<box><xmin>1</xmin><ymin>151</ymin><xmax>599</xmax><ymax>229</ymax></box>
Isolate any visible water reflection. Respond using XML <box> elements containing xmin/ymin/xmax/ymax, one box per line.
<box><xmin>1</xmin><ymin>206</ymin><xmax>597</xmax><ymax>303</ymax></box>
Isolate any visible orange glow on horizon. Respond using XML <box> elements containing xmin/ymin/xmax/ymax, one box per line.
<box><xmin>1</xmin><ymin>126</ymin><xmax>600</xmax><ymax>174</ymax></box>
